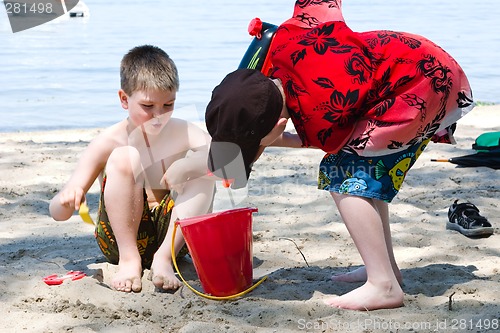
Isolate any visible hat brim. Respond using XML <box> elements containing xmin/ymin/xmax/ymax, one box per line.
<box><xmin>208</xmin><ymin>140</ymin><xmax>260</xmax><ymax>189</ymax></box>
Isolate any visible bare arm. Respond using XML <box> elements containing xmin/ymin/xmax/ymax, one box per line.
<box><xmin>49</xmin><ymin>128</ymin><xmax>118</xmax><ymax>221</ymax></box>
<box><xmin>160</xmin><ymin>120</ymin><xmax>213</xmax><ymax>191</ymax></box>
<box><xmin>269</xmin><ymin>131</ymin><xmax>304</xmax><ymax>148</ymax></box>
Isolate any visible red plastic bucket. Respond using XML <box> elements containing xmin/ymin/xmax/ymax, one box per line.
<box><xmin>176</xmin><ymin>207</ymin><xmax>258</xmax><ymax>297</ymax></box>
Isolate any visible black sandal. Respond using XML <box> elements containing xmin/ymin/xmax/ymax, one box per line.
<box><xmin>447</xmin><ymin>200</ymin><xmax>494</xmax><ymax>238</ymax></box>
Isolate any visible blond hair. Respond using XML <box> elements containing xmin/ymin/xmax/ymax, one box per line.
<box><xmin>120</xmin><ymin>45</ymin><xmax>179</xmax><ymax>96</ymax></box>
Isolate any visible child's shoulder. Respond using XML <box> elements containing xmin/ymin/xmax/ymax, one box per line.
<box><xmin>168</xmin><ymin>117</ymin><xmax>208</xmax><ymax>134</ymax></box>
<box><xmin>158</xmin><ymin>117</ymin><xmax>210</xmax><ymax>149</ymax></box>
<box><xmin>92</xmin><ymin>120</ymin><xmax>129</xmax><ymax>146</ymax></box>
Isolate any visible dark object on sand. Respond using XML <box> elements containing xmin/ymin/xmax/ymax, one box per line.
<box><xmin>447</xmin><ymin>200</ymin><xmax>494</xmax><ymax>238</ymax></box>
<box><xmin>431</xmin><ymin>151</ymin><xmax>500</xmax><ymax>169</ymax></box>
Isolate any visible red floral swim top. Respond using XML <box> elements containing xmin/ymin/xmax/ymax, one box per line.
<box><xmin>270</xmin><ymin>0</ymin><xmax>474</xmax><ymax>156</ymax></box>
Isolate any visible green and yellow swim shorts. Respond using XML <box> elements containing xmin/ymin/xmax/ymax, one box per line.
<box><xmin>94</xmin><ymin>176</ymin><xmax>178</xmax><ymax>269</ymax></box>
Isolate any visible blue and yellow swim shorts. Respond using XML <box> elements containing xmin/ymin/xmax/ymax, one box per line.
<box><xmin>318</xmin><ymin>140</ymin><xmax>429</xmax><ymax>202</ymax></box>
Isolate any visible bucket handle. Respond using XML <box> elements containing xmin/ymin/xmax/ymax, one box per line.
<box><xmin>171</xmin><ymin>223</ymin><xmax>267</xmax><ymax>301</ymax></box>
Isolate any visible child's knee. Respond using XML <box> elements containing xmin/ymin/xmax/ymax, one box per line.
<box><xmin>106</xmin><ymin>146</ymin><xmax>142</xmax><ymax>177</ymax></box>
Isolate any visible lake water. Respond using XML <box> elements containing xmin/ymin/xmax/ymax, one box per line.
<box><xmin>1</xmin><ymin>0</ymin><xmax>499</xmax><ymax>132</ymax></box>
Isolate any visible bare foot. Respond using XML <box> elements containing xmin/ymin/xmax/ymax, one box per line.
<box><xmin>112</xmin><ymin>258</ymin><xmax>143</xmax><ymax>293</ymax></box>
<box><xmin>332</xmin><ymin>266</ymin><xmax>403</xmax><ymax>285</ymax></box>
<box><xmin>324</xmin><ymin>281</ymin><xmax>404</xmax><ymax>311</ymax></box>
<box><xmin>149</xmin><ymin>257</ymin><xmax>182</xmax><ymax>291</ymax></box>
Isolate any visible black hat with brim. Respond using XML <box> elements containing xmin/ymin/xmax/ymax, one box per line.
<box><xmin>206</xmin><ymin>69</ymin><xmax>283</xmax><ymax>188</ymax></box>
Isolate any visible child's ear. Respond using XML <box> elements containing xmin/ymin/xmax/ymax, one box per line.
<box><xmin>118</xmin><ymin>89</ymin><xmax>129</xmax><ymax>109</ymax></box>
<box><xmin>260</xmin><ymin>117</ymin><xmax>288</xmax><ymax>147</ymax></box>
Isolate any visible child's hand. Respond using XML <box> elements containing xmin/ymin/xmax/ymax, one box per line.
<box><xmin>58</xmin><ymin>187</ymin><xmax>86</xmax><ymax>211</ymax></box>
<box><xmin>161</xmin><ymin>160</ymin><xmax>188</xmax><ymax>194</ymax></box>
<box><xmin>161</xmin><ymin>149</ymin><xmax>209</xmax><ymax>195</ymax></box>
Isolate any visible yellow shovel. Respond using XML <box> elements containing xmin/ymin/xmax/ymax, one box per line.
<box><xmin>79</xmin><ymin>202</ymin><xmax>95</xmax><ymax>225</ymax></box>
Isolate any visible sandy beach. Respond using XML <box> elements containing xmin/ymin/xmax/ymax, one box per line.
<box><xmin>0</xmin><ymin>104</ymin><xmax>499</xmax><ymax>333</ymax></box>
